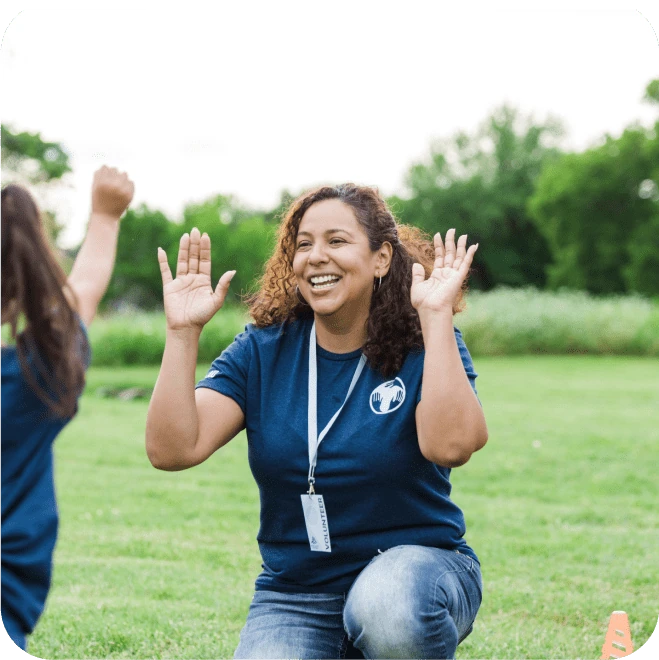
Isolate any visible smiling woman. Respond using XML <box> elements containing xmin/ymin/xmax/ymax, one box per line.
<box><xmin>146</xmin><ymin>183</ymin><xmax>488</xmax><ymax>659</ymax></box>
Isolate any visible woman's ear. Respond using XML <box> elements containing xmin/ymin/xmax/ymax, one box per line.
<box><xmin>377</xmin><ymin>241</ymin><xmax>393</xmax><ymax>276</ymax></box>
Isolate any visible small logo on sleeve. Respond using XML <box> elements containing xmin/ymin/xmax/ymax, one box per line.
<box><xmin>206</xmin><ymin>369</ymin><xmax>220</xmax><ymax>378</ymax></box>
<box><xmin>369</xmin><ymin>378</ymin><xmax>406</xmax><ymax>414</ymax></box>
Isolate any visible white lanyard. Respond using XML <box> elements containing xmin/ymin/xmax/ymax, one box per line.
<box><xmin>307</xmin><ymin>321</ymin><xmax>366</xmax><ymax>493</ymax></box>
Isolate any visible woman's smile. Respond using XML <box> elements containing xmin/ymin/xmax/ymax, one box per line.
<box><xmin>309</xmin><ymin>274</ymin><xmax>342</xmax><ymax>291</ymax></box>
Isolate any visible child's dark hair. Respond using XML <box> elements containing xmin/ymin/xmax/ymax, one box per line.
<box><xmin>2</xmin><ymin>184</ymin><xmax>87</xmax><ymax>417</ymax></box>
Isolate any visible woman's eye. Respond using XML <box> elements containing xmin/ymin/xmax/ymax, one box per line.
<box><xmin>296</xmin><ymin>238</ymin><xmax>344</xmax><ymax>249</ymax></box>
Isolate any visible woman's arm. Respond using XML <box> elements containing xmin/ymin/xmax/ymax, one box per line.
<box><xmin>411</xmin><ymin>229</ymin><xmax>488</xmax><ymax>467</ymax></box>
<box><xmin>146</xmin><ymin>327</ymin><xmax>245</xmax><ymax>470</ymax></box>
<box><xmin>145</xmin><ymin>229</ymin><xmax>242</xmax><ymax>470</ymax></box>
<box><xmin>415</xmin><ymin>311</ymin><xmax>488</xmax><ymax>467</ymax></box>
<box><xmin>67</xmin><ymin>166</ymin><xmax>134</xmax><ymax>327</ymax></box>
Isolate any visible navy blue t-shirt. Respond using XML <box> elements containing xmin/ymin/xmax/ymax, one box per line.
<box><xmin>1</xmin><ymin>324</ymin><xmax>89</xmax><ymax>636</ymax></box>
<box><xmin>196</xmin><ymin>317</ymin><xmax>480</xmax><ymax>594</ymax></box>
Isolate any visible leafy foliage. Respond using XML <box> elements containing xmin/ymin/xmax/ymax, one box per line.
<box><xmin>180</xmin><ymin>195</ymin><xmax>277</xmax><ymax>304</ymax></box>
<box><xmin>644</xmin><ymin>78</ymin><xmax>659</xmax><ymax>104</ymax></box>
<box><xmin>1</xmin><ymin>124</ymin><xmax>71</xmax><ymax>183</ymax></box>
<box><xmin>102</xmin><ymin>205</ymin><xmax>178</xmax><ymax>310</ymax></box>
<box><xmin>528</xmin><ymin>80</ymin><xmax>659</xmax><ymax>294</ymax></box>
<box><xmin>390</xmin><ymin>106</ymin><xmax>564</xmax><ymax>290</ymax></box>
<box><xmin>7</xmin><ymin>79</ymin><xmax>659</xmax><ymax>306</ymax></box>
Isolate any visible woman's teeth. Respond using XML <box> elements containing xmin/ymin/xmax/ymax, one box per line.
<box><xmin>310</xmin><ymin>276</ymin><xmax>340</xmax><ymax>289</ymax></box>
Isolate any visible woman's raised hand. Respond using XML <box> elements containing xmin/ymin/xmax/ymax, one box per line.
<box><xmin>410</xmin><ymin>229</ymin><xmax>478</xmax><ymax>317</ymax></box>
<box><xmin>158</xmin><ymin>228</ymin><xmax>236</xmax><ymax>332</ymax></box>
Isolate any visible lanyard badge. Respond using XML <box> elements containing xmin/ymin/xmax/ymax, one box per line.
<box><xmin>302</xmin><ymin>321</ymin><xmax>366</xmax><ymax>553</ymax></box>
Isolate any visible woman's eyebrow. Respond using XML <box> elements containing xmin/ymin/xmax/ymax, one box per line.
<box><xmin>297</xmin><ymin>229</ymin><xmax>353</xmax><ymax>238</ymax></box>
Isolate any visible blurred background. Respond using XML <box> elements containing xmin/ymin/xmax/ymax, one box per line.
<box><xmin>2</xmin><ymin>2</ymin><xmax>659</xmax><ymax>357</ymax></box>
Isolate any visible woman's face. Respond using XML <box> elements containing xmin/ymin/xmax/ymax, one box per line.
<box><xmin>293</xmin><ymin>199</ymin><xmax>388</xmax><ymax>320</ymax></box>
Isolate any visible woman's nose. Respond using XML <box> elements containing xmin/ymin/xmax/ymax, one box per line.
<box><xmin>308</xmin><ymin>241</ymin><xmax>329</xmax><ymax>264</ymax></box>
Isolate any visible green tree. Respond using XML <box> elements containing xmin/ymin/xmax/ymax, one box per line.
<box><xmin>1</xmin><ymin>124</ymin><xmax>72</xmax><ymax>245</ymax></box>
<box><xmin>391</xmin><ymin>106</ymin><xmax>564</xmax><ymax>290</ymax></box>
<box><xmin>528</xmin><ymin>79</ymin><xmax>659</xmax><ymax>295</ymax></box>
<box><xmin>102</xmin><ymin>205</ymin><xmax>177</xmax><ymax>310</ymax></box>
<box><xmin>1</xmin><ymin>124</ymin><xmax>71</xmax><ymax>183</ymax></box>
<box><xmin>180</xmin><ymin>195</ymin><xmax>276</xmax><ymax>304</ymax></box>
<box><xmin>644</xmin><ymin>79</ymin><xmax>659</xmax><ymax>104</ymax></box>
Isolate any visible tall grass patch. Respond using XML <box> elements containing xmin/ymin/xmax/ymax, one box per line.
<box><xmin>86</xmin><ymin>289</ymin><xmax>659</xmax><ymax>365</ymax></box>
<box><xmin>87</xmin><ymin>306</ymin><xmax>250</xmax><ymax>367</ymax></box>
<box><xmin>457</xmin><ymin>287</ymin><xmax>659</xmax><ymax>356</ymax></box>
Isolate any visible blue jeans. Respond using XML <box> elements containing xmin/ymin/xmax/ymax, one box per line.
<box><xmin>234</xmin><ymin>545</ymin><xmax>483</xmax><ymax>659</ymax></box>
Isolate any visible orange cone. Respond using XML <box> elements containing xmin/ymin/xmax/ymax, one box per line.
<box><xmin>600</xmin><ymin>611</ymin><xmax>634</xmax><ymax>659</ymax></box>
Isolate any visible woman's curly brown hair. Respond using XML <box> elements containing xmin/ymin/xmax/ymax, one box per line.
<box><xmin>248</xmin><ymin>184</ymin><xmax>467</xmax><ymax>379</ymax></box>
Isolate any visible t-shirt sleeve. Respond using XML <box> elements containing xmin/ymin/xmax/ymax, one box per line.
<box><xmin>78</xmin><ymin>317</ymin><xmax>91</xmax><ymax>371</ymax></box>
<box><xmin>195</xmin><ymin>325</ymin><xmax>253</xmax><ymax>415</ymax></box>
<box><xmin>454</xmin><ymin>326</ymin><xmax>479</xmax><ymax>400</ymax></box>
<box><xmin>416</xmin><ymin>326</ymin><xmax>480</xmax><ymax>405</ymax></box>
<box><xmin>72</xmin><ymin>317</ymin><xmax>91</xmax><ymax>415</ymax></box>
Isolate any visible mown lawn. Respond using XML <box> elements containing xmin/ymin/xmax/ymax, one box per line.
<box><xmin>29</xmin><ymin>357</ymin><xmax>659</xmax><ymax>659</ymax></box>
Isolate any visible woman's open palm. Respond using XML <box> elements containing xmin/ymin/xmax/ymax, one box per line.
<box><xmin>410</xmin><ymin>229</ymin><xmax>478</xmax><ymax>315</ymax></box>
<box><xmin>158</xmin><ymin>228</ymin><xmax>236</xmax><ymax>331</ymax></box>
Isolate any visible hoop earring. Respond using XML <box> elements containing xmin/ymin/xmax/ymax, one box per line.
<box><xmin>295</xmin><ymin>285</ymin><xmax>309</xmax><ymax>306</ymax></box>
<box><xmin>373</xmin><ymin>276</ymin><xmax>382</xmax><ymax>293</ymax></box>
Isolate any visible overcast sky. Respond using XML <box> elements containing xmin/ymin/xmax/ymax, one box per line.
<box><xmin>2</xmin><ymin>1</ymin><xmax>659</xmax><ymax>247</ymax></box>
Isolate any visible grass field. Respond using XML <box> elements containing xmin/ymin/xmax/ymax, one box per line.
<box><xmin>28</xmin><ymin>357</ymin><xmax>659</xmax><ymax>659</ymax></box>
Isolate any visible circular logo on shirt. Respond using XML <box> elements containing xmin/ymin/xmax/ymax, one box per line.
<box><xmin>369</xmin><ymin>378</ymin><xmax>406</xmax><ymax>414</ymax></box>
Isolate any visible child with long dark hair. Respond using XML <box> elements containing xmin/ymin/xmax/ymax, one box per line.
<box><xmin>1</xmin><ymin>166</ymin><xmax>134</xmax><ymax>651</ymax></box>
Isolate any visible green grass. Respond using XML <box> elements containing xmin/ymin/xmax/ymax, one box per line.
<box><xmin>28</xmin><ymin>357</ymin><xmax>659</xmax><ymax>659</ymax></box>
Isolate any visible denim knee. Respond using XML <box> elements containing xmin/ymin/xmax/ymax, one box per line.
<box><xmin>344</xmin><ymin>546</ymin><xmax>442</xmax><ymax>656</ymax></box>
<box><xmin>343</xmin><ymin>545</ymin><xmax>480</xmax><ymax>659</ymax></box>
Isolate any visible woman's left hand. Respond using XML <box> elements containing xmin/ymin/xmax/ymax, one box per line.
<box><xmin>410</xmin><ymin>229</ymin><xmax>478</xmax><ymax>317</ymax></box>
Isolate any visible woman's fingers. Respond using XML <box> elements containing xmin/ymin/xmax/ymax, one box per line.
<box><xmin>176</xmin><ymin>233</ymin><xmax>190</xmax><ymax>277</ymax></box>
<box><xmin>157</xmin><ymin>247</ymin><xmax>173</xmax><ymax>285</ymax></box>
<box><xmin>433</xmin><ymin>233</ymin><xmax>445</xmax><ymax>269</ymax></box>
<box><xmin>199</xmin><ymin>232</ymin><xmax>212</xmax><ymax>277</ymax></box>
<box><xmin>453</xmin><ymin>234</ymin><xmax>468</xmax><ymax>270</ymax></box>
<box><xmin>411</xmin><ymin>262</ymin><xmax>426</xmax><ymax>287</ymax></box>
<box><xmin>188</xmin><ymin>227</ymin><xmax>201</xmax><ymax>274</ymax></box>
<box><xmin>458</xmin><ymin>244</ymin><xmax>479</xmax><ymax>276</ymax></box>
<box><xmin>213</xmin><ymin>270</ymin><xmax>237</xmax><ymax>308</ymax></box>
<box><xmin>444</xmin><ymin>228</ymin><xmax>457</xmax><ymax>268</ymax></box>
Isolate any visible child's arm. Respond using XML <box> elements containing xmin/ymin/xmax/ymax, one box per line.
<box><xmin>67</xmin><ymin>166</ymin><xmax>134</xmax><ymax>326</ymax></box>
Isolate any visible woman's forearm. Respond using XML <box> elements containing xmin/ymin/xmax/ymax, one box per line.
<box><xmin>416</xmin><ymin>311</ymin><xmax>488</xmax><ymax>467</ymax></box>
<box><xmin>146</xmin><ymin>328</ymin><xmax>201</xmax><ymax>470</ymax></box>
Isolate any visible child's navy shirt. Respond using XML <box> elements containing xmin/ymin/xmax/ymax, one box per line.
<box><xmin>196</xmin><ymin>317</ymin><xmax>480</xmax><ymax>594</ymax></box>
<box><xmin>1</xmin><ymin>325</ymin><xmax>88</xmax><ymax>636</ymax></box>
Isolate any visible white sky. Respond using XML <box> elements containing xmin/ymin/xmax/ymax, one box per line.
<box><xmin>1</xmin><ymin>1</ymin><xmax>659</xmax><ymax>247</ymax></box>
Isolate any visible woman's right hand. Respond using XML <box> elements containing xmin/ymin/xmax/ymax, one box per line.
<box><xmin>158</xmin><ymin>227</ymin><xmax>236</xmax><ymax>332</ymax></box>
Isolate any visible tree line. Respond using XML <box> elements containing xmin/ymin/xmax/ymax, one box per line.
<box><xmin>2</xmin><ymin>79</ymin><xmax>657</xmax><ymax>309</ymax></box>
